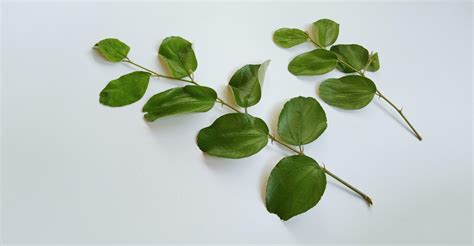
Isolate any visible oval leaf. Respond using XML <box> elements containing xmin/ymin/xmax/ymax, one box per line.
<box><xmin>197</xmin><ymin>113</ymin><xmax>269</xmax><ymax>159</ymax></box>
<box><xmin>266</xmin><ymin>155</ymin><xmax>326</xmax><ymax>221</ymax></box>
<box><xmin>278</xmin><ymin>97</ymin><xmax>327</xmax><ymax>146</ymax></box>
<box><xmin>319</xmin><ymin>75</ymin><xmax>376</xmax><ymax>110</ymax></box>
<box><xmin>229</xmin><ymin>61</ymin><xmax>269</xmax><ymax>108</ymax></box>
<box><xmin>142</xmin><ymin>85</ymin><xmax>217</xmax><ymax>122</ymax></box>
<box><xmin>99</xmin><ymin>71</ymin><xmax>150</xmax><ymax>107</ymax></box>
<box><xmin>273</xmin><ymin>28</ymin><xmax>308</xmax><ymax>48</ymax></box>
<box><xmin>288</xmin><ymin>49</ymin><xmax>337</xmax><ymax>76</ymax></box>
<box><xmin>367</xmin><ymin>52</ymin><xmax>380</xmax><ymax>72</ymax></box>
<box><xmin>158</xmin><ymin>36</ymin><xmax>197</xmax><ymax>79</ymax></box>
<box><xmin>330</xmin><ymin>44</ymin><xmax>369</xmax><ymax>73</ymax></box>
<box><xmin>95</xmin><ymin>38</ymin><xmax>130</xmax><ymax>63</ymax></box>
<box><xmin>311</xmin><ymin>19</ymin><xmax>339</xmax><ymax>48</ymax></box>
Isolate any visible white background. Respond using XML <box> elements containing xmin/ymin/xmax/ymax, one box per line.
<box><xmin>1</xmin><ymin>1</ymin><xmax>472</xmax><ymax>244</ymax></box>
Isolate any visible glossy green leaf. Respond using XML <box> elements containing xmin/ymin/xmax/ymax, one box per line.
<box><xmin>229</xmin><ymin>61</ymin><xmax>270</xmax><ymax>108</ymax></box>
<box><xmin>95</xmin><ymin>38</ymin><xmax>130</xmax><ymax>63</ymax></box>
<box><xmin>99</xmin><ymin>71</ymin><xmax>150</xmax><ymax>107</ymax></box>
<box><xmin>142</xmin><ymin>85</ymin><xmax>217</xmax><ymax>122</ymax></box>
<box><xmin>366</xmin><ymin>52</ymin><xmax>380</xmax><ymax>72</ymax></box>
<box><xmin>158</xmin><ymin>36</ymin><xmax>197</xmax><ymax>79</ymax></box>
<box><xmin>319</xmin><ymin>75</ymin><xmax>376</xmax><ymax>110</ymax></box>
<box><xmin>273</xmin><ymin>28</ymin><xmax>308</xmax><ymax>48</ymax></box>
<box><xmin>288</xmin><ymin>49</ymin><xmax>337</xmax><ymax>76</ymax></box>
<box><xmin>197</xmin><ymin>113</ymin><xmax>269</xmax><ymax>159</ymax></box>
<box><xmin>278</xmin><ymin>97</ymin><xmax>327</xmax><ymax>146</ymax></box>
<box><xmin>266</xmin><ymin>155</ymin><xmax>326</xmax><ymax>221</ymax></box>
<box><xmin>330</xmin><ymin>44</ymin><xmax>369</xmax><ymax>73</ymax></box>
<box><xmin>311</xmin><ymin>19</ymin><xmax>339</xmax><ymax>48</ymax></box>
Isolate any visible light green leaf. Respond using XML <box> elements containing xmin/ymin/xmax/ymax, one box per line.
<box><xmin>99</xmin><ymin>71</ymin><xmax>150</xmax><ymax>107</ymax></box>
<box><xmin>366</xmin><ymin>52</ymin><xmax>380</xmax><ymax>72</ymax></box>
<box><xmin>197</xmin><ymin>113</ymin><xmax>269</xmax><ymax>159</ymax></box>
<box><xmin>288</xmin><ymin>49</ymin><xmax>337</xmax><ymax>76</ymax></box>
<box><xmin>158</xmin><ymin>36</ymin><xmax>197</xmax><ymax>79</ymax></box>
<box><xmin>319</xmin><ymin>75</ymin><xmax>376</xmax><ymax>110</ymax></box>
<box><xmin>278</xmin><ymin>97</ymin><xmax>327</xmax><ymax>146</ymax></box>
<box><xmin>311</xmin><ymin>19</ymin><xmax>339</xmax><ymax>48</ymax></box>
<box><xmin>330</xmin><ymin>44</ymin><xmax>369</xmax><ymax>73</ymax></box>
<box><xmin>266</xmin><ymin>155</ymin><xmax>326</xmax><ymax>221</ymax></box>
<box><xmin>142</xmin><ymin>85</ymin><xmax>217</xmax><ymax>122</ymax></box>
<box><xmin>95</xmin><ymin>38</ymin><xmax>130</xmax><ymax>63</ymax></box>
<box><xmin>229</xmin><ymin>61</ymin><xmax>270</xmax><ymax>108</ymax></box>
<box><xmin>273</xmin><ymin>28</ymin><xmax>308</xmax><ymax>48</ymax></box>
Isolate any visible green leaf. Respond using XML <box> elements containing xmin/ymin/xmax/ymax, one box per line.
<box><xmin>229</xmin><ymin>60</ymin><xmax>270</xmax><ymax>108</ymax></box>
<box><xmin>330</xmin><ymin>44</ymin><xmax>369</xmax><ymax>73</ymax></box>
<box><xmin>288</xmin><ymin>49</ymin><xmax>337</xmax><ymax>76</ymax></box>
<box><xmin>95</xmin><ymin>38</ymin><xmax>130</xmax><ymax>63</ymax></box>
<box><xmin>158</xmin><ymin>36</ymin><xmax>197</xmax><ymax>79</ymax></box>
<box><xmin>366</xmin><ymin>52</ymin><xmax>380</xmax><ymax>72</ymax></box>
<box><xmin>278</xmin><ymin>97</ymin><xmax>327</xmax><ymax>146</ymax></box>
<box><xmin>311</xmin><ymin>19</ymin><xmax>339</xmax><ymax>48</ymax></box>
<box><xmin>99</xmin><ymin>71</ymin><xmax>151</xmax><ymax>107</ymax></box>
<box><xmin>197</xmin><ymin>113</ymin><xmax>269</xmax><ymax>159</ymax></box>
<box><xmin>142</xmin><ymin>85</ymin><xmax>217</xmax><ymax>122</ymax></box>
<box><xmin>319</xmin><ymin>75</ymin><xmax>376</xmax><ymax>110</ymax></box>
<box><xmin>266</xmin><ymin>155</ymin><xmax>326</xmax><ymax>221</ymax></box>
<box><xmin>273</xmin><ymin>28</ymin><xmax>308</xmax><ymax>48</ymax></box>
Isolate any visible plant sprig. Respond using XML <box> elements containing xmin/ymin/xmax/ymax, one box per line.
<box><xmin>273</xmin><ymin>19</ymin><xmax>422</xmax><ymax>141</ymax></box>
<box><xmin>93</xmin><ymin>37</ymin><xmax>372</xmax><ymax>220</ymax></box>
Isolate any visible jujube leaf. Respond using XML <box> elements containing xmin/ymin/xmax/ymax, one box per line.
<box><xmin>158</xmin><ymin>36</ymin><xmax>198</xmax><ymax>79</ymax></box>
<box><xmin>319</xmin><ymin>75</ymin><xmax>376</xmax><ymax>110</ymax></box>
<box><xmin>99</xmin><ymin>71</ymin><xmax>150</xmax><ymax>107</ymax></box>
<box><xmin>229</xmin><ymin>61</ymin><xmax>269</xmax><ymax>108</ymax></box>
<box><xmin>330</xmin><ymin>44</ymin><xmax>369</xmax><ymax>73</ymax></box>
<box><xmin>367</xmin><ymin>52</ymin><xmax>380</xmax><ymax>72</ymax></box>
<box><xmin>288</xmin><ymin>49</ymin><xmax>337</xmax><ymax>76</ymax></box>
<box><xmin>95</xmin><ymin>38</ymin><xmax>130</xmax><ymax>63</ymax></box>
<box><xmin>273</xmin><ymin>28</ymin><xmax>308</xmax><ymax>48</ymax></box>
<box><xmin>311</xmin><ymin>19</ymin><xmax>339</xmax><ymax>48</ymax></box>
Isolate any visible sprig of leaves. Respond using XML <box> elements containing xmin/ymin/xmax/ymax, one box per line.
<box><xmin>274</xmin><ymin>19</ymin><xmax>422</xmax><ymax>141</ymax></box>
<box><xmin>93</xmin><ymin>36</ymin><xmax>372</xmax><ymax>220</ymax></box>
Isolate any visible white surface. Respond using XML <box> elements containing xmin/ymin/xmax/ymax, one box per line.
<box><xmin>1</xmin><ymin>1</ymin><xmax>472</xmax><ymax>244</ymax></box>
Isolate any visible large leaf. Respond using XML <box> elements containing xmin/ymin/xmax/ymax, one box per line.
<box><xmin>366</xmin><ymin>52</ymin><xmax>380</xmax><ymax>72</ymax></box>
<box><xmin>288</xmin><ymin>49</ymin><xmax>337</xmax><ymax>76</ymax></box>
<box><xmin>319</xmin><ymin>75</ymin><xmax>376</xmax><ymax>110</ymax></box>
<box><xmin>158</xmin><ymin>36</ymin><xmax>197</xmax><ymax>79</ymax></box>
<box><xmin>229</xmin><ymin>61</ymin><xmax>269</xmax><ymax>108</ymax></box>
<box><xmin>95</xmin><ymin>38</ymin><xmax>130</xmax><ymax>63</ymax></box>
<box><xmin>311</xmin><ymin>19</ymin><xmax>339</xmax><ymax>48</ymax></box>
<box><xmin>273</xmin><ymin>28</ymin><xmax>308</xmax><ymax>48</ymax></box>
<box><xmin>278</xmin><ymin>97</ymin><xmax>327</xmax><ymax>146</ymax></box>
<box><xmin>266</xmin><ymin>155</ymin><xmax>326</xmax><ymax>221</ymax></box>
<box><xmin>197</xmin><ymin>113</ymin><xmax>269</xmax><ymax>158</ymax></box>
<box><xmin>99</xmin><ymin>71</ymin><xmax>150</xmax><ymax>107</ymax></box>
<box><xmin>330</xmin><ymin>44</ymin><xmax>369</xmax><ymax>73</ymax></box>
<box><xmin>142</xmin><ymin>85</ymin><xmax>217</xmax><ymax>122</ymax></box>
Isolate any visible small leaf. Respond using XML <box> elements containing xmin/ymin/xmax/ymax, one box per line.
<box><xmin>99</xmin><ymin>71</ymin><xmax>150</xmax><ymax>107</ymax></box>
<box><xmin>319</xmin><ymin>75</ymin><xmax>376</xmax><ymax>110</ymax></box>
<box><xmin>95</xmin><ymin>38</ymin><xmax>130</xmax><ymax>63</ymax></box>
<box><xmin>330</xmin><ymin>44</ymin><xmax>369</xmax><ymax>73</ymax></box>
<box><xmin>142</xmin><ymin>85</ymin><xmax>217</xmax><ymax>122</ymax></box>
<box><xmin>311</xmin><ymin>19</ymin><xmax>339</xmax><ymax>48</ymax></box>
<box><xmin>273</xmin><ymin>28</ymin><xmax>308</xmax><ymax>48</ymax></box>
<box><xmin>288</xmin><ymin>49</ymin><xmax>337</xmax><ymax>76</ymax></box>
<box><xmin>278</xmin><ymin>97</ymin><xmax>327</xmax><ymax>146</ymax></box>
<box><xmin>229</xmin><ymin>61</ymin><xmax>270</xmax><ymax>108</ymax></box>
<box><xmin>266</xmin><ymin>155</ymin><xmax>326</xmax><ymax>221</ymax></box>
<box><xmin>197</xmin><ymin>113</ymin><xmax>269</xmax><ymax>159</ymax></box>
<box><xmin>366</xmin><ymin>52</ymin><xmax>380</xmax><ymax>72</ymax></box>
<box><xmin>158</xmin><ymin>36</ymin><xmax>197</xmax><ymax>79</ymax></box>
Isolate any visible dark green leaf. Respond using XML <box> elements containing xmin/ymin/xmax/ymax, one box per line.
<box><xmin>288</xmin><ymin>49</ymin><xmax>337</xmax><ymax>76</ymax></box>
<box><xmin>330</xmin><ymin>44</ymin><xmax>369</xmax><ymax>73</ymax></box>
<box><xmin>197</xmin><ymin>113</ymin><xmax>269</xmax><ymax>159</ymax></box>
<box><xmin>158</xmin><ymin>36</ymin><xmax>197</xmax><ymax>79</ymax></box>
<box><xmin>311</xmin><ymin>19</ymin><xmax>339</xmax><ymax>48</ymax></box>
<box><xmin>273</xmin><ymin>28</ymin><xmax>308</xmax><ymax>48</ymax></box>
<box><xmin>229</xmin><ymin>61</ymin><xmax>269</xmax><ymax>108</ymax></box>
<box><xmin>278</xmin><ymin>97</ymin><xmax>327</xmax><ymax>146</ymax></box>
<box><xmin>366</xmin><ymin>52</ymin><xmax>380</xmax><ymax>72</ymax></box>
<box><xmin>95</xmin><ymin>38</ymin><xmax>130</xmax><ymax>63</ymax></box>
<box><xmin>142</xmin><ymin>85</ymin><xmax>217</xmax><ymax>122</ymax></box>
<box><xmin>319</xmin><ymin>75</ymin><xmax>376</xmax><ymax>110</ymax></box>
<box><xmin>266</xmin><ymin>155</ymin><xmax>326</xmax><ymax>221</ymax></box>
<box><xmin>99</xmin><ymin>71</ymin><xmax>150</xmax><ymax>107</ymax></box>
